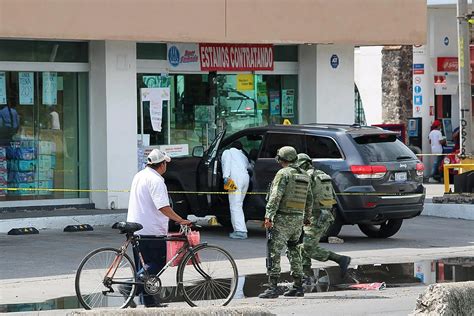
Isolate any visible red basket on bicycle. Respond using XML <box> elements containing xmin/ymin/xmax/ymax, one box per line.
<box><xmin>166</xmin><ymin>227</ymin><xmax>200</xmax><ymax>267</ymax></box>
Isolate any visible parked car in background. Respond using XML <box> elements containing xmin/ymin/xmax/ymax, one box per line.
<box><xmin>165</xmin><ymin>124</ymin><xmax>426</xmax><ymax>238</ymax></box>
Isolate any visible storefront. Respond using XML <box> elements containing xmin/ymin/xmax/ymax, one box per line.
<box><xmin>0</xmin><ymin>0</ymin><xmax>426</xmax><ymax>210</ymax></box>
<box><xmin>0</xmin><ymin>40</ymin><xmax>89</xmax><ymax>206</ymax></box>
<box><xmin>135</xmin><ymin>43</ymin><xmax>298</xmax><ymax>156</ymax></box>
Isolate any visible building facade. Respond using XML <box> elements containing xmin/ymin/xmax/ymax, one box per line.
<box><xmin>356</xmin><ymin>1</ymin><xmax>474</xmax><ymax>163</ymax></box>
<box><xmin>0</xmin><ymin>0</ymin><xmax>426</xmax><ymax>209</ymax></box>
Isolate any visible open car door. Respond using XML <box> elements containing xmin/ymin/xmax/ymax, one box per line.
<box><xmin>196</xmin><ymin>130</ymin><xmax>226</xmax><ymax>210</ymax></box>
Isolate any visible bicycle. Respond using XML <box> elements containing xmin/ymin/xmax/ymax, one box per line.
<box><xmin>75</xmin><ymin>221</ymin><xmax>239</xmax><ymax>310</ymax></box>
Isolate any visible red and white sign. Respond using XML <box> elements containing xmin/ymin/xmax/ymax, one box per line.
<box><xmin>437</xmin><ymin>57</ymin><xmax>458</xmax><ymax>72</ymax></box>
<box><xmin>199</xmin><ymin>44</ymin><xmax>274</xmax><ymax>71</ymax></box>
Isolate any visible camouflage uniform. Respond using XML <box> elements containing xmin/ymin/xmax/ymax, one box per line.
<box><xmin>296</xmin><ymin>153</ymin><xmax>351</xmax><ymax>278</ymax></box>
<box><xmin>259</xmin><ymin>146</ymin><xmax>312</xmax><ymax>298</ymax></box>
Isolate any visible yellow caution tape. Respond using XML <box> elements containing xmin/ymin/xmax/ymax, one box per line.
<box><xmin>1</xmin><ymin>187</ymin><xmax>472</xmax><ymax>196</ymax></box>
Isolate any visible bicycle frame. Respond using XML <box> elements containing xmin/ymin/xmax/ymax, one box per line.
<box><xmin>104</xmin><ymin>233</ymin><xmax>209</xmax><ymax>289</ymax></box>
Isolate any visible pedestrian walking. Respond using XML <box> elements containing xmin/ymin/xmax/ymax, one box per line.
<box><xmin>296</xmin><ymin>153</ymin><xmax>351</xmax><ymax>282</ymax></box>
<box><xmin>126</xmin><ymin>148</ymin><xmax>191</xmax><ymax>307</ymax></box>
<box><xmin>221</xmin><ymin>141</ymin><xmax>250</xmax><ymax>239</ymax></box>
<box><xmin>428</xmin><ymin>120</ymin><xmax>446</xmax><ymax>183</ymax></box>
<box><xmin>259</xmin><ymin>146</ymin><xmax>313</xmax><ymax>299</ymax></box>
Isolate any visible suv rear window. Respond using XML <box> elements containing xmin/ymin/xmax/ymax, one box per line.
<box><xmin>353</xmin><ymin>134</ymin><xmax>417</xmax><ymax>162</ymax></box>
<box><xmin>306</xmin><ymin>135</ymin><xmax>343</xmax><ymax>159</ymax></box>
<box><xmin>260</xmin><ymin>133</ymin><xmax>305</xmax><ymax>158</ymax></box>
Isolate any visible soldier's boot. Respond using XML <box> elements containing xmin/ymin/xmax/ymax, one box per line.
<box><xmin>329</xmin><ymin>252</ymin><xmax>351</xmax><ymax>277</ymax></box>
<box><xmin>258</xmin><ymin>277</ymin><xmax>280</xmax><ymax>299</ymax></box>
<box><xmin>338</xmin><ymin>256</ymin><xmax>351</xmax><ymax>276</ymax></box>
<box><xmin>283</xmin><ymin>277</ymin><xmax>304</xmax><ymax>297</ymax></box>
<box><xmin>303</xmin><ymin>266</ymin><xmax>315</xmax><ymax>285</ymax></box>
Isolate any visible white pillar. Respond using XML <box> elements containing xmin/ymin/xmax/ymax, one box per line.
<box><xmin>315</xmin><ymin>44</ymin><xmax>355</xmax><ymax>124</ymax></box>
<box><xmin>354</xmin><ymin>46</ymin><xmax>383</xmax><ymax>125</ymax></box>
<box><xmin>298</xmin><ymin>45</ymin><xmax>317</xmax><ymax>123</ymax></box>
<box><xmin>89</xmin><ymin>41</ymin><xmax>137</xmax><ymax>209</ymax></box>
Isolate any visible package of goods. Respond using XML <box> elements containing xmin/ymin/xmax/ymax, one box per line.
<box><xmin>0</xmin><ymin>160</ymin><xmax>7</xmax><ymax>172</ymax></box>
<box><xmin>38</xmin><ymin>169</ymin><xmax>53</xmax><ymax>181</ymax></box>
<box><xmin>37</xmin><ymin>180</ymin><xmax>53</xmax><ymax>195</ymax></box>
<box><xmin>8</xmin><ymin>182</ymin><xmax>37</xmax><ymax>196</ymax></box>
<box><xmin>0</xmin><ymin>147</ymin><xmax>6</xmax><ymax>160</ymax></box>
<box><xmin>18</xmin><ymin>160</ymin><xmax>36</xmax><ymax>172</ymax></box>
<box><xmin>0</xmin><ymin>173</ymin><xmax>7</xmax><ymax>182</ymax></box>
<box><xmin>17</xmin><ymin>147</ymin><xmax>36</xmax><ymax>160</ymax></box>
<box><xmin>9</xmin><ymin>171</ymin><xmax>35</xmax><ymax>183</ymax></box>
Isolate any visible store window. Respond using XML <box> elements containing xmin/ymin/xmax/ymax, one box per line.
<box><xmin>0</xmin><ymin>40</ymin><xmax>88</xmax><ymax>63</ymax></box>
<box><xmin>136</xmin><ymin>43</ymin><xmax>167</xmax><ymax>60</ymax></box>
<box><xmin>0</xmin><ymin>71</ymin><xmax>89</xmax><ymax>201</ymax></box>
<box><xmin>137</xmin><ymin>73</ymin><xmax>298</xmax><ymax>154</ymax></box>
<box><xmin>274</xmin><ymin>45</ymin><xmax>298</xmax><ymax>62</ymax></box>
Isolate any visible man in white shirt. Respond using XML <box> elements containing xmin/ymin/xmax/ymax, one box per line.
<box><xmin>127</xmin><ymin>148</ymin><xmax>191</xmax><ymax>307</ymax></box>
<box><xmin>221</xmin><ymin>141</ymin><xmax>250</xmax><ymax>239</ymax></box>
<box><xmin>428</xmin><ymin>120</ymin><xmax>446</xmax><ymax>183</ymax></box>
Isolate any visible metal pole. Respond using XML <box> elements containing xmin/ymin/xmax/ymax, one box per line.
<box><xmin>457</xmin><ymin>0</ymin><xmax>473</xmax><ymax>158</ymax></box>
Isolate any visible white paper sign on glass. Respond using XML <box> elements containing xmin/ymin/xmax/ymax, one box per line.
<box><xmin>159</xmin><ymin>144</ymin><xmax>189</xmax><ymax>157</ymax></box>
<box><xmin>19</xmin><ymin>72</ymin><xmax>34</xmax><ymax>105</ymax></box>
<box><xmin>0</xmin><ymin>72</ymin><xmax>6</xmax><ymax>104</ymax></box>
<box><xmin>42</xmin><ymin>72</ymin><xmax>58</xmax><ymax>105</ymax></box>
<box><xmin>141</xmin><ymin>88</ymin><xmax>170</xmax><ymax>132</ymax></box>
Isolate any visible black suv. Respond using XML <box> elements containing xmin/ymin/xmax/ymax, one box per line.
<box><xmin>165</xmin><ymin>124</ymin><xmax>425</xmax><ymax>238</ymax></box>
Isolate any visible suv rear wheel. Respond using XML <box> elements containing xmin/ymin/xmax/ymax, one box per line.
<box><xmin>358</xmin><ymin>219</ymin><xmax>403</xmax><ymax>238</ymax></box>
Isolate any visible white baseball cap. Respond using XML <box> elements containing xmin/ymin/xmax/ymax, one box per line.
<box><xmin>147</xmin><ymin>149</ymin><xmax>171</xmax><ymax>165</ymax></box>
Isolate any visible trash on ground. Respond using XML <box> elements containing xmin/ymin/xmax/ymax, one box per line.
<box><xmin>348</xmin><ymin>282</ymin><xmax>386</xmax><ymax>290</ymax></box>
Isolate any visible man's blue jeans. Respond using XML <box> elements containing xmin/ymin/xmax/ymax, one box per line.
<box><xmin>132</xmin><ymin>237</ymin><xmax>167</xmax><ymax>307</ymax></box>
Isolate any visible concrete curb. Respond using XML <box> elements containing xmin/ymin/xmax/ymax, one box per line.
<box><xmin>422</xmin><ymin>202</ymin><xmax>474</xmax><ymax>220</ymax></box>
<box><xmin>412</xmin><ymin>281</ymin><xmax>474</xmax><ymax>315</ymax></box>
<box><xmin>0</xmin><ymin>213</ymin><xmax>126</xmax><ymax>233</ymax></box>
<box><xmin>69</xmin><ymin>306</ymin><xmax>275</xmax><ymax>316</ymax></box>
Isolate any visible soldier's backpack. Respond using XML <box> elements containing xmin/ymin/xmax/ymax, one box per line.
<box><xmin>312</xmin><ymin>169</ymin><xmax>337</xmax><ymax>208</ymax></box>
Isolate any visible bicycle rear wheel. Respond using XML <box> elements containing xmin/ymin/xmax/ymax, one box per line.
<box><xmin>178</xmin><ymin>244</ymin><xmax>238</xmax><ymax>307</ymax></box>
<box><xmin>75</xmin><ymin>247</ymin><xmax>137</xmax><ymax>310</ymax></box>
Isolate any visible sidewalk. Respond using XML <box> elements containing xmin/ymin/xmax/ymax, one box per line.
<box><xmin>423</xmin><ymin>183</ymin><xmax>474</xmax><ymax>220</ymax></box>
<box><xmin>0</xmin><ymin>184</ymin><xmax>472</xmax><ymax>234</ymax></box>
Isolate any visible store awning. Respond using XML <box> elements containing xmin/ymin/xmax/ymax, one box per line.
<box><xmin>0</xmin><ymin>0</ymin><xmax>426</xmax><ymax>45</ymax></box>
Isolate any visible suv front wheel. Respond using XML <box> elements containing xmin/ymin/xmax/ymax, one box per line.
<box><xmin>358</xmin><ymin>219</ymin><xmax>403</xmax><ymax>238</ymax></box>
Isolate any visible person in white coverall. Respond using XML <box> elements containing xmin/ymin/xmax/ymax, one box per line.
<box><xmin>221</xmin><ymin>141</ymin><xmax>250</xmax><ymax>239</ymax></box>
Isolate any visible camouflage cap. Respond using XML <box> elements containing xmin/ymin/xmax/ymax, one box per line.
<box><xmin>276</xmin><ymin>146</ymin><xmax>297</xmax><ymax>162</ymax></box>
<box><xmin>297</xmin><ymin>153</ymin><xmax>313</xmax><ymax>170</ymax></box>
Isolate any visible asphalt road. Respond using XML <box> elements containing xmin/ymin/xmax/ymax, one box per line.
<box><xmin>1</xmin><ymin>215</ymin><xmax>473</xmax><ymax>315</ymax></box>
<box><xmin>1</xmin><ymin>215</ymin><xmax>473</xmax><ymax>280</ymax></box>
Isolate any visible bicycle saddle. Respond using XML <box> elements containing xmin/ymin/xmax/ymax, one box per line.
<box><xmin>112</xmin><ymin>221</ymin><xmax>143</xmax><ymax>234</ymax></box>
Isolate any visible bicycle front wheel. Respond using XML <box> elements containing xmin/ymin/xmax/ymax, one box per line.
<box><xmin>178</xmin><ymin>244</ymin><xmax>238</xmax><ymax>307</ymax></box>
<box><xmin>75</xmin><ymin>247</ymin><xmax>137</xmax><ymax>310</ymax></box>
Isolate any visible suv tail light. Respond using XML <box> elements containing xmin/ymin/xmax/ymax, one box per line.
<box><xmin>416</xmin><ymin>163</ymin><xmax>424</xmax><ymax>177</ymax></box>
<box><xmin>350</xmin><ymin>165</ymin><xmax>387</xmax><ymax>179</ymax></box>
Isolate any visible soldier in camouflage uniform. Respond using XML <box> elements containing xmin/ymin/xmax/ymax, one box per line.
<box><xmin>259</xmin><ymin>146</ymin><xmax>313</xmax><ymax>299</ymax></box>
<box><xmin>296</xmin><ymin>153</ymin><xmax>351</xmax><ymax>281</ymax></box>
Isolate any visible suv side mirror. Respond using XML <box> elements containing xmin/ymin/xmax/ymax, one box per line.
<box><xmin>192</xmin><ymin>146</ymin><xmax>204</xmax><ymax>158</ymax></box>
